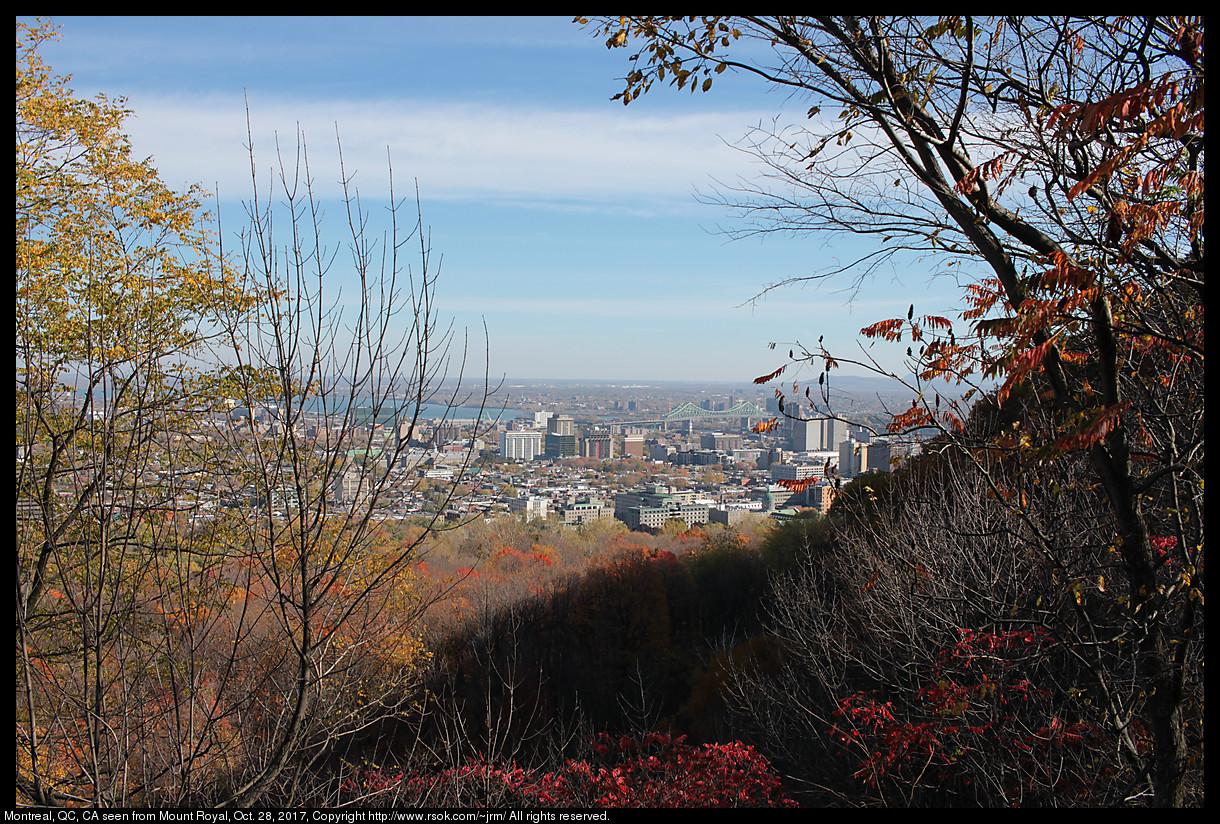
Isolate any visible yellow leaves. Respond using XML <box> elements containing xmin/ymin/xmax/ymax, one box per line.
<box><xmin>18</xmin><ymin>20</ymin><xmax>249</xmax><ymax>385</ymax></box>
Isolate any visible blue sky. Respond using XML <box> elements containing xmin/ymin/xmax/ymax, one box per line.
<box><xmin>26</xmin><ymin>16</ymin><xmax>962</xmax><ymax>384</ymax></box>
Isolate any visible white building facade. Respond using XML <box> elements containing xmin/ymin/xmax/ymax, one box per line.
<box><xmin>500</xmin><ymin>431</ymin><xmax>543</xmax><ymax>461</ymax></box>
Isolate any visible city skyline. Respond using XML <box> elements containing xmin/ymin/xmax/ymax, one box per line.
<box><xmin>28</xmin><ymin>15</ymin><xmax>964</xmax><ymax>386</ymax></box>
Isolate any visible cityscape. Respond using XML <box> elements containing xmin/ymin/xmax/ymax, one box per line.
<box><xmin>154</xmin><ymin>376</ymin><xmax>924</xmax><ymax>536</ymax></box>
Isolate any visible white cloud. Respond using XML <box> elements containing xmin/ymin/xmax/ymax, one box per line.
<box><xmin>121</xmin><ymin>92</ymin><xmax>773</xmax><ymax>209</ymax></box>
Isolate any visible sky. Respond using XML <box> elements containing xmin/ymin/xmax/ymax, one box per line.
<box><xmin>24</xmin><ymin>16</ymin><xmax>965</xmax><ymax>385</ymax></box>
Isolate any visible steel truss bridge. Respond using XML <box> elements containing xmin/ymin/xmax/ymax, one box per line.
<box><xmin>609</xmin><ymin>400</ymin><xmax>770</xmax><ymax>427</ymax></box>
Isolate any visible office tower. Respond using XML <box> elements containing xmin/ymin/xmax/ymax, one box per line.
<box><xmin>500</xmin><ymin>431</ymin><xmax>543</xmax><ymax>461</ymax></box>
<box><xmin>821</xmin><ymin>417</ymin><xmax>849</xmax><ymax>452</ymax></box>
<box><xmin>548</xmin><ymin>414</ymin><xmax>575</xmax><ymax>436</ymax></box>
<box><xmin>790</xmin><ymin>418</ymin><xmax>820</xmax><ymax>451</ymax></box>
<box><xmin>581</xmin><ymin>433</ymin><xmax>613</xmax><ymax>459</ymax></box>
<box><xmin>622</xmin><ymin>436</ymin><xmax>645</xmax><ymax>458</ymax></box>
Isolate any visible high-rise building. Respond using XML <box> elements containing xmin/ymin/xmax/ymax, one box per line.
<box><xmin>701</xmin><ymin>432</ymin><xmax>744</xmax><ymax>452</ymax></box>
<box><xmin>556</xmin><ymin>496</ymin><xmax>615</xmax><ymax>526</ymax></box>
<box><xmin>811</xmin><ymin>483</ymin><xmax>837</xmax><ymax>515</ymax></box>
<box><xmin>790</xmin><ymin>417</ymin><xmax>849</xmax><ymax>451</ymax></box>
<box><xmin>505</xmin><ymin>494</ymin><xmax>549</xmax><ymax>520</ymax></box>
<box><xmin>500</xmin><ymin>431</ymin><xmax>543</xmax><ymax>461</ymax></box>
<box><xmin>821</xmin><ymin>417</ymin><xmax>849</xmax><ymax>452</ymax></box>
<box><xmin>865</xmin><ymin>440</ymin><xmax>892</xmax><ymax>473</ymax></box>
<box><xmin>790</xmin><ymin>418</ymin><xmax>820</xmax><ymax>451</ymax></box>
<box><xmin>616</xmin><ymin>488</ymin><xmax>710</xmax><ymax>530</ymax></box>
<box><xmin>836</xmin><ymin>437</ymin><xmax>893</xmax><ymax>477</ymax></box>
<box><xmin>432</xmin><ymin>422</ymin><xmax>463</xmax><ymax>445</ymax></box>
<box><xmin>839</xmin><ymin>438</ymin><xmax>866</xmax><ymax>478</ymax></box>
<box><xmin>331</xmin><ymin>467</ymin><xmax>369</xmax><ymax>505</ymax></box>
<box><xmin>581</xmin><ymin>432</ymin><xmax>614</xmax><ymax>459</ymax></box>
<box><xmin>545</xmin><ymin>432</ymin><xmax>577</xmax><ymax>459</ymax></box>
<box><xmin>548</xmin><ymin>415</ymin><xmax>575</xmax><ymax>436</ymax></box>
<box><xmin>622</xmin><ymin>436</ymin><xmax>645</xmax><ymax>458</ymax></box>
<box><xmin>769</xmin><ymin>462</ymin><xmax>820</xmax><ymax>483</ymax></box>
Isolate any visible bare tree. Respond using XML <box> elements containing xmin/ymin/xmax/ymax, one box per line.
<box><xmin>17</xmin><ymin>22</ymin><xmax>488</xmax><ymax>806</ymax></box>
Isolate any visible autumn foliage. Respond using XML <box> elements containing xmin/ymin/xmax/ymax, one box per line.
<box><xmin>828</xmin><ymin>628</ymin><xmax>1118</xmax><ymax>805</ymax></box>
<box><xmin>341</xmin><ymin>733</ymin><xmax>796</xmax><ymax>808</ymax></box>
<box><xmin>587</xmin><ymin>15</ymin><xmax>1203</xmax><ymax>806</ymax></box>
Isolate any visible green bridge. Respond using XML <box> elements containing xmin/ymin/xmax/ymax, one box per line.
<box><xmin>609</xmin><ymin>400</ymin><xmax>770</xmax><ymax>427</ymax></box>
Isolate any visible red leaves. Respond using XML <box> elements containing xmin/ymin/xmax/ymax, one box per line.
<box><xmin>1048</xmin><ymin>75</ymin><xmax>1183</xmax><ymax>137</ymax></box>
<box><xmin>938</xmin><ymin>409</ymin><xmax>965</xmax><ymax>433</ymax></box>
<box><xmin>827</xmin><ymin>626</ymin><xmax>1108</xmax><ymax>803</ymax></box>
<box><xmin>753</xmin><ymin>365</ymin><xmax>786</xmax><ymax>384</ymax></box>
<box><xmin>1048</xmin><ymin>65</ymin><xmax>1203</xmax><ymax>203</ymax></box>
<box><xmin>353</xmin><ymin>733</ymin><xmax>797</xmax><ymax>807</ymax></box>
<box><xmin>1053</xmin><ymin>401</ymin><xmax>1131</xmax><ymax>452</ymax></box>
<box><xmin>491</xmin><ymin>545</ymin><xmax>555</xmax><ymax>573</ymax></box>
<box><xmin>996</xmin><ymin>339</ymin><xmax>1054</xmax><ymax>406</ymax></box>
<box><xmin>775</xmin><ymin>477</ymin><xmax>815</xmax><ymax>493</ymax></box>
<box><xmin>1151</xmin><ymin>536</ymin><xmax>1178</xmax><ymax>568</ymax></box>
<box><xmin>1035</xmin><ymin>254</ymin><xmax>1095</xmax><ymax>294</ymax></box>
<box><xmin>887</xmin><ymin>404</ymin><xmax>934</xmax><ymax>434</ymax></box>
<box><xmin>954</xmin><ymin>152</ymin><xmax>1017</xmax><ymax>196</ymax></box>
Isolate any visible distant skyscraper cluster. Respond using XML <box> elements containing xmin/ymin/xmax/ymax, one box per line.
<box><xmin>840</xmin><ymin>438</ymin><xmax>892</xmax><ymax>476</ymax></box>
<box><xmin>789</xmin><ymin>417</ymin><xmax>848</xmax><ymax>452</ymax></box>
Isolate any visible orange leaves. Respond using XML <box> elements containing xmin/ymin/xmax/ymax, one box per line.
<box><xmin>861</xmin><ymin>318</ymin><xmax>905</xmax><ymax>341</ymax></box>
<box><xmin>1048</xmin><ymin>74</ymin><xmax>1187</xmax><ymax>138</ymax></box>
<box><xmin>861</xmin><ymin>568</ymin><xmax>882</xmax><ymax>593</ymax></box>
<box><xmin>963</xmin><ymin>277</ymin><xmax>1008</xmax><ymax>320</ymax></box>
<box><xmin>863</xmin><ymin>314</ymin><xmax>956</xmax><ymax>345</ymax></box>
<box><xmin>492</xmin><ymin>544</ymin><xmax>555</xmax><ymax>573</ymax></box>
<box><xmin>1048</xmin><ymin>61</ymin><xmax>1203</xmax><ymax>207</ymax></box>
<box><xmin>888</xmin><ymin>404</ymin><xmax>935</xmax><ymax>434</ymax></box>
<box><xmin>752</xmin><ymin>417</ymin><xmax>782</xmax><ymax>434</ymax></box>
<box><xmin>1035</xmin><ymin>255</ymin><xmax>1095</xmax><ymax>294</ymax></box>
<box><xmin>939</xmin><ymin>409</ymin><xmax>966</xmax><ymax>433</ymax></box>
<box><xmin>775</xmin><ymin>477</ymin><xmax>816</xmax><ymax>493</ymax></box>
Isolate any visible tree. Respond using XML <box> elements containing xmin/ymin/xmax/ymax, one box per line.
<box><xmin>720</xmin><ymin>450</ymin><xmax>1129</xmax><ymax>805</ymax></box>
<box><xmin>585</xmin><ymin>16</ymin><xmax>1203</xmax><ymax>806</ymax></box>
<box><xmin>17</xmin><ymin>20</ymin><xmax>485</xmax><ymax>807</ymax></box>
